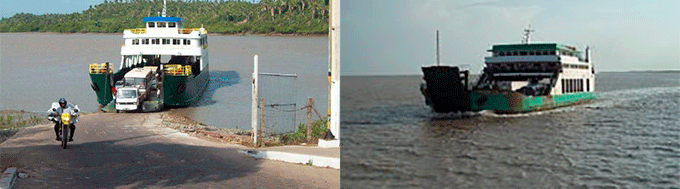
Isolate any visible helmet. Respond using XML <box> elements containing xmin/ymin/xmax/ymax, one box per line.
<box><xmin>58</xmin><ymin>98</ymin><xmax>67</xmax><ymax>109</ymax></box>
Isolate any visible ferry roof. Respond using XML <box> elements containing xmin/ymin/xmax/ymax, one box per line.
<box><xmin>143</xmin><ymin>17</ymin><xmax>182</xmax><ymax>23</ymax></box>
<box><xmin>489</xmin><ymin>43</ymin><xmax>580</xmax><ymax>54</ymax></box>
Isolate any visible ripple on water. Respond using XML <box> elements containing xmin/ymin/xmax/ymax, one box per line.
<box><xmin>341</xmin><ymin>76</ymin><xmax>680</xmax><ymax>188</ymax></box>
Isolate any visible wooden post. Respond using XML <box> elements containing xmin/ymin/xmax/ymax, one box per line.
<box><xmin>306</xmin><ymin>98</ymin><xmax>314</xmax><ymax>142</ymax></box>
<box><xmin>259</xmin><ymin>98</ymin><xmax>265</xmax><ymax>147</ymax></box>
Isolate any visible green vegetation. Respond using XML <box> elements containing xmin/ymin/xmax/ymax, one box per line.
<box><xmin>279</xmin><ymin>117</ymin><xmax>328</xmax><ymax>145</ymax></box>
<box><xmin>0</xmin><ymin>111</ymin><xmax>50</xmax><ymax>144</ymax></box>
<box><xmin>0</xmin><ymin>113</ymin><xmax>48</xmax><ymax>130</ymax></box>
<box><xmin>0</xmin><ymin>0</ymin><xmax>328</xmax><ymax>34</ymax></box>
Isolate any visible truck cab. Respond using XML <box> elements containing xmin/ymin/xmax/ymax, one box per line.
<box><xmin>115</xmin><ymin>87</ymin><xmax>141</xmax><ymax>112</ymax></box>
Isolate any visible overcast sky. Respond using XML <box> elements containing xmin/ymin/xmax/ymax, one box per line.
<box><xmin>341</xmin><ymin>0</ymin><xmax>680</xmax><ymax>75</ymax></box>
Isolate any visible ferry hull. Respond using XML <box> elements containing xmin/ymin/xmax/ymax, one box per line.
<box><xmin>420</xmin><ymin>66</ymin><xmax>470</xmax><ymax>112</ymax></box>
<box><xmin>89</xmin><ymin>67</ymin><xmax>139</xmax><ymax>106</ymax></box>
<box><xmin>162</xmin><ymin>66</ymin><xmax>210</xmax><ymax>106</ymax></box>
<box><xmin>89</xmin><ymin>73</ymin><xmax>114</xmax><ymax>106</ymax></box>
<box><xmin>469</xmin><ymin>90</ymin><xmax>596</xmax><ymax>113</ymax></box>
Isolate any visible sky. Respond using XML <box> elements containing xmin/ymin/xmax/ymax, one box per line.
<box><xmin>0</xmin><ymin>0</ymin><xmax>260</xmax><ymax>18</ymax></box>
<box><xmin>341</xmin><ymin>0</ymin><xmax>680</xmax><ymax>75</ymax></box>
<box><xmin>0</xmin><ymin>0</ymin><xmax>105</xmax><ymax>18</ymax></box>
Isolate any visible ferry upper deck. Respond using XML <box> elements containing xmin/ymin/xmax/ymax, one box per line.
<box><xmin>121</xmin><ymin>16</ymin><xmax>208</xmax><ymax>56</ymax></box>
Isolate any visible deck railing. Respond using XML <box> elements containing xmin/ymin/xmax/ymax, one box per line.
<box><xmin>89</xmin><ymin>63</ymin><xmax>114</xmax><ymax>74</ymax></box>
<box><xmin>163</xmin><ymin>64</ymin><xmax>192</xmax><ymax>76</ymax></box>
<box><xmin>124</xmin><ymin>28</ymin><xmax>207</xmax><ymax>35</ymax></box>
<box><xmin>126</xmin><ymin>28</ymin><xmax>147</xmax><ymax>34</ymax></box>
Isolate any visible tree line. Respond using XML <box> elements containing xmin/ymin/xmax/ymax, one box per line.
<box><xmin>0</xmin><ymin>0</ymin><xmax>329</xmax><ymax>34</ymax></box>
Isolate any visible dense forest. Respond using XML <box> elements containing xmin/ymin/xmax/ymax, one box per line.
<box><xmin>0</xmin><ymin>0</ymin><xmax>329</xmax><ymax>34</ymax></box>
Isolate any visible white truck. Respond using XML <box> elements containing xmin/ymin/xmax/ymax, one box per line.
<box><xmin>115</xmin><ymin>66</ymin><xmax>157</xmax><ymax>112</ymax></box>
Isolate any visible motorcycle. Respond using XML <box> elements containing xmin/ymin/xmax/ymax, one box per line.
<box><xmin>47</xmin><ymin>102</ymin><xmax>79</xmax><ymax>149</ymax></box>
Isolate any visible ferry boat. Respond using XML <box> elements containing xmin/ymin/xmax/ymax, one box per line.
<box><xmin>89</xmin><ymin>0</ymin><xmax>209</xmax><ymax>111</ymax></box>
<box><xmin>421</xmin><ymin>28</ymin><xmax>596</xmax><ymax>113</ymax></box>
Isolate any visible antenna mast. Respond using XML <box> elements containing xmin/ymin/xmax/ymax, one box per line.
<box><xmin>436</xmin><ymin>30</ymin><xmax>440</xmax><ymax>66</ymax></box>
<box><xmin>162</xmin><ymin>0</ymin><xmax>167</xmax><ymax>17</ymax></box>
<box><xmin>522</xmin><ymin>25</ymin><xmax>534</xmax><ymax>44</ymax></box>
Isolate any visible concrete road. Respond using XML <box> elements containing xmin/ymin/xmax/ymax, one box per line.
<box><xmin>0</xmin><ymin>113</ymin><xmax>339</xmax><ymax>188</ymax></box>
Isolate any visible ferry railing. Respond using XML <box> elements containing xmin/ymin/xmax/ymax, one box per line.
<box><xmin>125</xmin><ymin>28</ymin><xmax>147</xmax><ymax>34</ymax></box>
<box><xmin>124</xmin><ymin>28</ymin><xmax>207</xmax><ymax>35</ymax></box>
<box><xmin>89</xmin><ymin>63</ymin><xmax>114</xmax><ymax>74</ymax></box>
<box><xmin>163</xmin><ymin>64</ymin><xmax>191</xmax><ymax>76</ymax></box>
<box><xmin>179</xmin><ymin>28</ymin><xmax>208</xmax><ymax>34</ymax></box>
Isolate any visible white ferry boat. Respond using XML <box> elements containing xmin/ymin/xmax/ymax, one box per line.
<box><xmin>421</xmin><ymin>28</ymin><xmax>596</xmax><ymax>113</ymax></box>
<box><xmin>89</xmin><ymin>0</ymin><xmax>210</xmax><ymax>110</ymax></box>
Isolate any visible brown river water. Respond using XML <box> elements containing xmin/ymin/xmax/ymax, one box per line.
<box><xmin>0</xmin><ymin>33</ymin><xmax>328</xmax><ymax>132</ymax></box>
<box><xmin>341</xmin><ymin>72</ymin><xmax>680</xmax><ymax>188</ymax></box>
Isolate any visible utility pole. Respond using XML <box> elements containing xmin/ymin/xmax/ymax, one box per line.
<box><xmin>322</xmin><ymin>0</ymin><xmax>340</xmax><ymax>147</ymax></box>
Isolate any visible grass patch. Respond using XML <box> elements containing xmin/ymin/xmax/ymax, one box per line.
<box><xmin>278</xmin><ymin>117</ymin><xmax>328</xmax><ymax>145</ymax></box>
<box><xmin>0</xmin><ymin>111</ymin><xmax>49</xmax><ymax>130</ymax></box>
<box><xmin>0</xmin><ymin>110</ymin><xmax>50</xmax><ymax>144</ymax></box>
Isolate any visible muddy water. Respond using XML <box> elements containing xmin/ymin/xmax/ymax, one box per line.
<box><xmin>0</xmin><ymin>33</ymin><xmax>328</xmax><ymax>131</ymax></box>
<box><xmin>341</xmin><ymin>72</ymin><xmax>680</xmax><ymax>188</ymax></box>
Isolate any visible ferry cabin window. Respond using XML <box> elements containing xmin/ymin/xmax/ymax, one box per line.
<box><xmin>520</xmin><ymin>51</ymin><xmax>528</xmax><ymax>56</ymax></box>
<box><xmin>567</xmin><ymin>79</ymin><xmax>571</xmax><ymax>93</ymax></box>
<box><xmin>173</xmin><ymin>39</ymin><xmax>180</xmax><ymax>45</ymax></box>
<box><xmin>183</xmin><ymin>39</ymin><xmax>190</xmax><ymax>45</ymax></box>
<box><xmin>152</xmin><ymin>39</ymin><xmax>160</xmax><ymax>45</ymax></box>
<box><xmin>580</xmin><ymin>79</ymin><xmax>584</xmax><ymax>92</ymax></box>
<box><xmin>132</xmin><ymin>39</ymin><xmax>139</xmax><ymax>45</ymax></box>
<box><xmin>168</xmin><ymin>22</ymin><xmax>176</xmax><ymax>28</ymax></box>
<box><xmin>162</xmin><ymin>39</ymin><xmax>170</xmax><ymax>45</ymax></box>
<box><xmin>142</xmin><ymin>39</ymin><xmax>149</xmax><ymax>45</ymax></box>
<box><xmin>567</xmin><ymin>79</ymin><xmax>572</xmax><ymax>93</ymax></box>
<box><xmin>512</xmin><ymin>51</ymin><xmax>518</xmax><ymax>56</ymax></box>
<box><xmin>148</xmin><ymin>22</ymin><xmax>155</xmax><ymax>28</ymax></box>
<box><xmin>157</xmin><ymin>22</ymin><xmax>166</xmax><ymax>28</ymax></box>
<box><xmin>566</xmin><ymin>79</ymin><xmax>570</xmax><ymax>93</ymax></box>
<box><xmin>499</xmin><ymin>51</ymin><xmax>505</xmax><ymax>56</ymax></box>
<box><xmin>529</xmin><ymin>51</ymin><xmax>535</xmax><ymax>55</ymax></box>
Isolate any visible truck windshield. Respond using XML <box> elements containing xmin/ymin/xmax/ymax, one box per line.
<box><xmin>123</xmin><ymin>78</ymin><xmax>146</xmax><ymax>86</ymax></box>
<box><xmin>118</xmin><ymin>90</ymin><xmax>137</xmax><ymax>98</ymax></box>
<box><xmin>135</xmin><ymin>78</ymin><xmax>145</xmax><ymax>86</ymax></box>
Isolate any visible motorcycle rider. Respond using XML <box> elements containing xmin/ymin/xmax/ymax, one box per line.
<box><xmin>48</xmin><ymin>98</ymin><xmax>79</xmax><ymax>141</ymax></box>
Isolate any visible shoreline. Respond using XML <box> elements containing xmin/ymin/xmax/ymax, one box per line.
<box><xmin>0</xmin><ymin>109</ymin><xmax>292</xmax><ymax>148</ymax></box>
<box><xmin>0</xmin><ymin>31</ymin><xmax>328</xmax><ymax>38</ymax></box>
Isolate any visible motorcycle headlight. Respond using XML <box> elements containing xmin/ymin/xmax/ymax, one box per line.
<box><xmin>61</xmin><ymin>113</ymin><xmax>70</xmax><ymax>123</ymax></box>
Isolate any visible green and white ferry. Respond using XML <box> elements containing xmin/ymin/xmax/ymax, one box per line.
<box><xmin>421</xmin><ymin>28</ymin><xmax>596</xmax><ymax>113</ymax></box>
<box><xmin>89</xmin><ymin>0</ymin><xmax>209</xmax><ymax>111</ymax></box>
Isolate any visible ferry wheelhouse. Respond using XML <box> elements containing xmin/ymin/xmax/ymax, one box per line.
<box><xmin>89</xmin><ymin>3</ymin><xmax>210</xmax><ymax>110</ymax></box>
<box><xmin>421</xmin><ymin>29</ymin><xmax>596</xmax><ymax>113</ymax></box>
